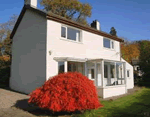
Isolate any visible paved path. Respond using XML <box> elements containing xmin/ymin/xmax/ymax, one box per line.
<box><xmin>0</xmin><ymin>88</ymin><xmax>29</xmax><ymax>108</ymax></box>
<box><xmin>0</xmin><ymin>88</ymin><xmax>37</xmax><ymax>117</ymax></box>
<box><xmin>0</xmin><ymin>107</ymin><xmax>36</xmax><ymax>117</ymax></box>
<box><xmin>0</xmin><ymin>86</ymin><xmax>142</xmax><ymax>117</ymax></box>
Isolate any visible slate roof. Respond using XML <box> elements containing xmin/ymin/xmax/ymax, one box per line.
<box><xmin>10</xmin><ymin>5</ymin><xmax>124</xmax><ymax>42</ymax></box>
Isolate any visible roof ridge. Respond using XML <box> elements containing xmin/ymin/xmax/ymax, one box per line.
<box><xmin>10</xmin><ymin>5</ymin><xmax>124</xmax><ymax>42</ymax></box>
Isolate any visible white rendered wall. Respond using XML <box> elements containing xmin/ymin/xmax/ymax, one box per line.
<box><xmin>10</xmin><ymin>9</ymin><xmax>47</xmax><ymax>94</ymax></box>
<box><xmin>46</xmin><ymin>20</ymin><xmax>121</xmax><ymax>80</ymax></box>
<box><xmin>103</xmin><ymin>86</ymin><xmax>126</xmax><ymax>98</ymax></box>
<box><xmin>121</xmin><ymin>58</ymin><xmax>134</xmax><ymax>89</ymax></box>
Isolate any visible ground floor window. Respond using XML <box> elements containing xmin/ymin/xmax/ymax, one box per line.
<box><xmin>58</xmin><ymin>62</ymin><xmax>64</xmax><ymax>74</ymax></box>
<box><xmin>68</xmin><ymin>61</ymin><xmax>85</xmax><ymax>75</ymax></box>
<box><xmin>58</xmin><ymin>61</ymin><xmax>85</xmax><ymax>75</ymax></box>
<box><xmin>104</xmin><ymin>61</ymin><xmax>125</xmax><ymax>86</ymax></box>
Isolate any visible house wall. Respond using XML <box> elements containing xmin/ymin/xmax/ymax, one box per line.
<box><xmin>46</xmin><ymin>20</ymin><xmax>121</xmax><ymax>80</ymax></box>
<box><xmin>103</xmin><ymin>86</ymin><xmax>126</xmax><ymax>98</ymax></box>
<box><xmin>121</xmin><ymin>58</ymin><xmax>134</xmax><ymax>89</ymax></box>
<box><xmin>10</xmin><ymin>9</ymin><xmax>47</xmax><ymax>94</ymax></box>
<box><xmin>97</xmin><ymin>86</ymin><xmax>126</xmax><ymax>98</ymax></box>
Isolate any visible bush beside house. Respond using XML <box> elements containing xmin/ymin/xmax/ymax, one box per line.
<box><xmin>28</xmin><ymin>72</ymin><xmax>103</xmax><ymax>112</ymax></box>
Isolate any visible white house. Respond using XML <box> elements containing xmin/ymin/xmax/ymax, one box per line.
<box><xmin>10</xmin><ymin>0</ymin><xmax>134</xmax><ymax>98</ymax></box>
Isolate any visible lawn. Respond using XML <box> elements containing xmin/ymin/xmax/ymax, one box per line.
<box><xmin>76</xmin><ymin>87</ymin><xmax>150</xmax><ymax>117</ymax></box>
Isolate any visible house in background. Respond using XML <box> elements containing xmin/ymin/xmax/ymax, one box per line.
<box><xmin>132</xmin><ymin>59</ymin><xmax>143</xmax><ymax>77</ymax></box>
<box><xmin>10</xmin><ymin>0</ymin><xmax>134</xmax><ymax>98</ymax></box>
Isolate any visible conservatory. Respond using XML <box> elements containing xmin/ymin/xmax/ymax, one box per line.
<box><xmin>54</xmin><ymin>57</ymin><xmax>127</xmax><ymax>98</ymax></box>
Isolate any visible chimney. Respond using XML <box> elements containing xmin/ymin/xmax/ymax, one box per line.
<box><xmin>24</xmin><ymin>0</ymin><xmax>37</xmax><ymax>8</ymax></box>
<box><xmin>91</xmin><ymin>20</ymin><xmax>100</xmax><ymax>30</ymax></box>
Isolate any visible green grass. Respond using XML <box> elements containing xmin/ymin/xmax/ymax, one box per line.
<box><xmin>75</xmin><ymin>87</ymin><xmax>150</xmax><ymax>117</ymax></box>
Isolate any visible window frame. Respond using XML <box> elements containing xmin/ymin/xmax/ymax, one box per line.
<box><xmin>61</xmin><ymin>25</ymin><xmax>82</xmax><ymax>43</ymax></box>
<box><xmin>103</xmin><ymin>38</ymin><xmax>115</xmax><ymax>50</ymax></box>
<box><xmin>61</xmin><ymin>26</ymin><xmax>67</xmax><ymax>38</ymax></box>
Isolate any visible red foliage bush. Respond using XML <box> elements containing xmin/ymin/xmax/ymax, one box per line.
<box><xmin>28</xmin><ymin>72</ymin><xmax>103</xmax><ymax>112</ymax></box>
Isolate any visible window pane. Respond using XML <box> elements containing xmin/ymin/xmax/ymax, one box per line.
<box><xmin>58</xmin><ymin>62</ymin><xmax>64</xmax><ymax>74</ymax></box>
<box><xmin>67</xmin><ymin>62</ymin><xmax>84</xmax><ymax>75</ymax></box>
<box><xmin>116</xmin><ymin>63</ymin><xmax>123</xmax><ymax>78</ymax></box>
<box><xmin>110</xmin><ymin>64</ymin><xmax>115</xmax><ymax>78</ymax></box>
<box><xmin>91</xmin><ymin>69</ymin><xmax>95</xmax><ymax>79</ymax></box>
<box><xmin>67</xmin><ymin>27</ymin><xmax>80</xmax><ymax>41</ymax></box>
<box><xmin>68</xmin><ymin>62</ymin><xmax>72</xmax><ymax>72</ymax></box>
<box><xmin>104</xmin><ymin>64</ymin><xmax>108</xmax><ymax>78</ymax></box>
<box><xmin>61</xmin><ymin>27</ymin><xmax>66</xmax><ymax>38</ymax></box>
<box><xmin>116</xmin><ymin>63</ymin><xmax>124</xmax><ymax>85</ymax></box>
<box><xmin>104</xmin><ymin>39</ymin><xmax>110</xmax><ymax>48</ymax></box>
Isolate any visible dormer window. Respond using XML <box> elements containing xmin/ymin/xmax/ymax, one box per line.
<box><xmin>61</xmin><ymin>26</ymin><xmax>81</xmax><ymax>42</ymax></box>
<box><xmin>103</xmin><ymin>38</ymin><xmax>115</xmax><ymax>49</ymax></box>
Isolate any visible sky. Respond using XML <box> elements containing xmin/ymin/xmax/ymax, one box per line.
<box><xmin>0</xmin><ymin>0</ymin><xmax>150</xmax><ymax>41</ymax></box>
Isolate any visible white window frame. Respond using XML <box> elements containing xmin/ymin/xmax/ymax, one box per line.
<box><xmin>61</xmin><ymin>25</ymin><xmax>82</xmax><ymax>43</ymax></box>
<box><xmin>103</xmin><ymin>38</ymin><xmax>115</xmax><ymax>50</ymax></box>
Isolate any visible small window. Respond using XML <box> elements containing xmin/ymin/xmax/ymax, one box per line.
<box><xmin>103</xmin><ymin>38</ymin><xmax>115</xmax><ymax>49</ymax></box>
<box><xmin>61</xmin><ymin>26</ymin><xmax>81</xmax><ymax>42</ymax></box>
<box><xmin>127</xmin><ymin>70</ymin><xmax>130</xmax><ymax>77</ymax></box>
<box><xmin>58</xmin><ymin>62</ymin><xmax>64</xmax><ymax>74</ymax></box>
<box><xmin>61</xmin><ymin>27</ymin><xmax>66</xmax><ymax>38</ymax></box>
<box><xmin>104</xmin><ymin>38</ymin><xmax>110</xmax><ymax>48</ymax></box>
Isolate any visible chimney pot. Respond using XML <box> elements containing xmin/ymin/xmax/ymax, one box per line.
<box><xmin>91</xmin><ymin>20</ymin><xmax>100</xmax><ymax>30</ymax></box>
<box><xmin>24</xmin><ymin>0</ymin><xmax>37</xmax><ymax>8</ymax></box>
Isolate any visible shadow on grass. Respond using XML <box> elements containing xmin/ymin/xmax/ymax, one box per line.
<box><xmin>13</xmin><ymin>99</ymin><xmax>82</xmax><ymax>117</ymax></box>
<box><xmin>93</xmin><ymin>88</ymin><xmax>150</xmax><ymax>117</ymax></box>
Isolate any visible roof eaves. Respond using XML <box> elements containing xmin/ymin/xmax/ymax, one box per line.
<box><xmin>46</xmin><ymin>14</ymin><xmax>124</xmax><ymax>42</ymax></box>
<box><xmin>10</xmin><ymin>5</ymin><xmax>124</xmax><ymax>42</ymax></box>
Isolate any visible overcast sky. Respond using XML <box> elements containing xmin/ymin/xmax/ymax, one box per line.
<box><xmin>0</xmin><ymin>0</ymin><xmax>150</xmax><ymax>41</ymax></box>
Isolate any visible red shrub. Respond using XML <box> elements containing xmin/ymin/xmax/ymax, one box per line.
<box><xmin>28</xmin><ymin>72</ymin><xmax>103</xmax><ymax>112</ymax></box>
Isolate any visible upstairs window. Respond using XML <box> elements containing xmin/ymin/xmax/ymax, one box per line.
<box><xmin>103</xmin><ymin>38</ymin><xmax>115</xmax><ymax>49</ymax></box>
<box><xmin>61</xmin><ymin>26</ymin><xmax>81</xmax><ymax>42</ymax></box>
<box><xmin>61</xmin><ymin>27</ymin><xmax>66</xmax><ymax>38</ymax></box>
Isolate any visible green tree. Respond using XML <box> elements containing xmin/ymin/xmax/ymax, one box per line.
<box><xmin>40</xmin><ymin>0</ymin><xmax>92</xmax><ymax>25</ymax></box>
<box><xmin>139</xmin><ymin>40</ymin><xmax>150</xmax><ymax>86</ymax></box>
<box><xmin>0</xmin><ymin>15</ymin><xmax>17</xmax><ymax>56</ymax></box>
<box><xmin>121</xmin><ymin>42</ymin><xmax>140</xmax><ymax>64</ymax></box>
<box><xmin>0</xmin><ymin>15</ymin><xmax>17</xmax><ymax>87</ymax></box>
<box><xmin>110</xmin><ymin>27</ymin><xmax>117</xmax><ymax>36</ymax></box>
